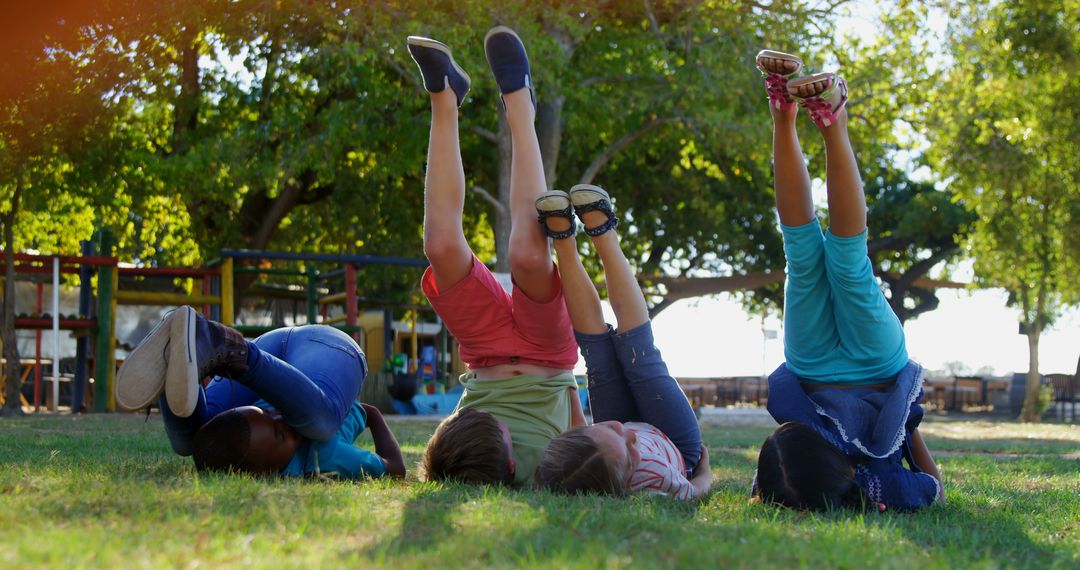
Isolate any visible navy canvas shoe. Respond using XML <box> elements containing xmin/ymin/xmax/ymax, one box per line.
<box><xmin>165</xmin><ymin>306</ymin><xmax>249</xmax><ymax>417</ymax></box>
<box><xmin>406</xmin><ymin>36</ymin><xmax>471</xmax><ymax>107</ymax></box>
<box><xmin>483</xmin><ymin>25</ymin><xmax>535</xmax><ymax>109</ymax></box>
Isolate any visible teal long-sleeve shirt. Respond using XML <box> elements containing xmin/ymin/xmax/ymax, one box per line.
<box><xmin>255</xmin><ymin>400</ymin><xmax>387</xmax><ymax>479</ymax></box>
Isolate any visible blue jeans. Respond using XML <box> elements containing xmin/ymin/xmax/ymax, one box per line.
<box><xmin>576</xmin><ymin>321</ymin><xmax>701</xmax><ymax>472</ymax></box>
<box><xmin>161</xmin><ymin>325</ymin><xmax>367</xmax><ymax>455</ymax></box>
<box><xmin>781</xmin><ymin>221</ymin><xmax>908</xmax><ymax>383</ymax></box>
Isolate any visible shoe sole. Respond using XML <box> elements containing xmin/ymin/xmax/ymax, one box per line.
<box><xmin>755</xmin><ymin>49</ymin><xmax>803</xmax><ymax>75</ymax></box>
<box><xmin>569</xmin><ymin>184</ymin><xmax>610</xmax><ymax>207</ymax></box>
<box><xmin>115</xmin><ymin>311</ymin><xmax>175</xmax><ymax>410</ymax></box>
<box><xmin>165</xmin><ymin>306</ymin><xmax>199</xmax><ymax>417</ymax></box>
<box><xmin>787</xmin><ymin>72</ymin><xmax>838</xmax><ymax>98</ymax></box>
<box><xmin>483</xmin><ymin>25</ymin><xmax>525</xmax><ymax>49</ymax></box>
<box><xmin>405</xmin><ymin>36</ymin><xmax>472</xmax><ymax>88</ymax></box>
<box><xmin>535</xmin><ymin>190</ymin><xmax>571</xmax><ymax>212</ymax></box>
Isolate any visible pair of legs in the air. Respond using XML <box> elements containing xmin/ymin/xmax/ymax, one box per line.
<box><xmin>756</xmin><ymin>51</ymin><xmax>941</xmax><ymax>496</ymax></box>
<box><xmin>757</xmin><ymin>52</ymin><xmax>907</xmax><ymax>382</ymax></box>
<box><xmin>418</xmin><ymin>29</ymin><xmax>577</xmax><ymax>380</ymax></box>
<box><xmin>541</xmin><ymin>186</ymin><xmax>703</xmax><ymax>473</ymax></box>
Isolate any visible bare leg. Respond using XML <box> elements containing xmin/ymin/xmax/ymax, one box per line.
<box><xmin>772</xmin><ymin>103</ymin><xmax>815</xmax><ymax>226</ymax></box>
<box><xmin>504</xmin><ymin>90</ymin><xmax>558</xmax><ymax>303</ymax></box>
<box><xmin>551</xmin><ymin>237</ymin><xmax>608</xmax><ymax>335</ymax></box>
<box><xmin>821</xmin><ymin>113</ymin><xmax>865</xmax><ymax>237</ymax></box>
<box><xmin>422</xmin><ymin>89</ymin><xmax>474</xmax><ymax>291</ymax></box>
<box><xmin>579</xmin><ymin>211</ymin><xmax>648</xmax><ymax>332</ymax></box>
<box><xmin>790</xmin><ymin>79</ymin><xmax>865</xmax><ymax>237</ymax></box>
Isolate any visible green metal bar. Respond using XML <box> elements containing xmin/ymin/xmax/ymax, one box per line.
<box><xmin>306</xmin><ymin>265</ymin><xmax>318</xmax><ymax>325</ymax></box>
<box><xmin>93</xmin><ymin>229</ymin><xmax>114</xmax><ymax>413</ymax></box>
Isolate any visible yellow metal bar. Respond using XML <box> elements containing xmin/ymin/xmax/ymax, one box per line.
<box><xmin>115</xmin><ymin>291</ymin><xmax>223</xmax><ymax>306</ymax></box>
<box><xmin>411</xmin><ymin>311</ymin><xmax>418</xmax><ymax>369</ymax></box>
<box><xmin>221</xmin><ymin>257</ymin><xmax>234</xmax><ymax>325</ymax></box>
<box><xmin>319</xmin><ymin>291</ymin><xmax>347</xmax><ymax>305</ymax></box>
<box><xmin>322</xmin><ymin>314</ymin><xmax>348</xmax><ymax>324</ymax></box>
<box><xmin>107</xmin><ymin>266</ymin><xmax>118</xmax><ymax>412</ymax></box>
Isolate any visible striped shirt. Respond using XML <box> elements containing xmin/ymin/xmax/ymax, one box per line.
<box><xmin>625</xmin><ymin>422</ymin><xmax>694</xmax><ymax>501</ymax></box>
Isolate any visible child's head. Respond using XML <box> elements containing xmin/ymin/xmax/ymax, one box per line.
<box><xmin>536</xmin><ymin>421</ymin><xmax>639</xmax><ymax>496</ymax></box>
<box><xmin>754</xmin><ymin>421</ymin><xmax>865</xmax><ymax>511</ymax></box>
<box><xmin>422</xmin><ymin>408</ymin><xmax>515</xmax><ymax>484</ymax></box>
<box><xmin>192</xmin><ymin>406</ymin><xmax>300</xmax><ymax>475</ymax></box>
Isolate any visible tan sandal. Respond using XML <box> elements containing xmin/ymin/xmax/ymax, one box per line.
<box><xmin>755</xmin><ymin>49</ymin><xmax>803</xmax><ymax>110</ymax></box>
<box><xmin>788</xmin><ymin>72</ymin><xmax>848</xmax><ymax>128</ymax></box>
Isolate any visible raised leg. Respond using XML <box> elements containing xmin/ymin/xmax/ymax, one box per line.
<box><xmin>422</xmin><ymin>89</ymin><xmax>475</xmax><ymax>292</ymax></box>
<box><xmin>575</xmin><ymin>189</ymin><xmax>700</xmax><ymax>470</ymax></box>
<box><xmin>505</xmin><ymin>90</ymin><xmax>558</xmax><ymax>303</ymax></box>
<box><xmin>767</xmin><ymin>77</ymin><xmax>840</xmax><ymax>381</ymax></box>
<box><xmin>791</xmin><ymin>77</ymin><xmax>905</xmax><ymax>380</ymax></box>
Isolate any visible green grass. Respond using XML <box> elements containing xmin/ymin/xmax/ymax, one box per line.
<box><xmin>1</xmin><ymin>415</ymin><xmax>1077</xmax><ymax>569</ymax></box>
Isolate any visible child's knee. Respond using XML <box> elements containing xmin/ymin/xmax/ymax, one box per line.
<box><xmin>508</xmin><ymin>248</ymin><xmax>552</xmax><ymax>278</ymax></box>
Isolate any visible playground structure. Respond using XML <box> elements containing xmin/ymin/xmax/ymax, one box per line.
<box><xmin>0</xmin><ymin>231</ymin><xmax>458</xmax><ymax>413</ymax></box>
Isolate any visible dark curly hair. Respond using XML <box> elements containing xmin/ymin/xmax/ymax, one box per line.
<box><xmin>754</xmin><ymin>421</ymin><xmax>868</xmax><ymax>511</ymax></box>
<box><xmin>536</xmin><ymin>427</ymin><xmax>628</xmax><ymax>496</ymax></box>
<box><xmin>422</xmin><ymin>408</ymin><xmax>513</xmax><ymax>485</ymax></box>
<box><xmin>191</xmin><ymin>409</ymin><xmax>253</xmax><ymax>473</ymax></box>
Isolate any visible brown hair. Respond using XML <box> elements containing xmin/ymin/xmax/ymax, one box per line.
<box><xmin>422</xmin><ymin>408</ymin><xmax>513</xmax><ymax>485</ymax></box>
<box><xmin>192</xmin><ymin>409</ymin><xmax>252</xmax><ymax>472</ymax></box>
<box><xmin>536</xmin><ymin>427</ymin><xmax>628</xmax><ymax>496</ymax></box>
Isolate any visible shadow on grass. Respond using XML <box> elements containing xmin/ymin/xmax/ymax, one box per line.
<box><xmin>363</xmin><ymin>481</ymin><xmax>704</xmax><ymax>565</ymax></box>
<box><xmin>885</xmin><ymin>491</ymin><xmax>1065</xmax><ymax>567</ymax></box>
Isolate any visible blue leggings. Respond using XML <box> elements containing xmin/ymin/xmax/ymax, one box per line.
<box><xmin>576</xmin><ymin>322</ymin><xmax>701</xmax><ymax>472</ymax></box>
<box><xmin>161</xmin><ymin>325</ymin><xmax>367</xmax><ymax>455</ymax></box>
<box><xmin>782</xmin><ymin>221</ymin><xmax>908</xmax><ymax>383</ymax></box>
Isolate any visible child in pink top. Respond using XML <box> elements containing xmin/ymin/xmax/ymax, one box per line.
<box><xmin>535</xmin><ymin>184</ymin><xmax>712</xmax><ymax>500</ymax></box>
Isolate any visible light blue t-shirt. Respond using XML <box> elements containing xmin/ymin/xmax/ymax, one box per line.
<box><xmin>255</xmin><ymin>400</ymin><xmax>386</xmax><ymax>479</ymax></box>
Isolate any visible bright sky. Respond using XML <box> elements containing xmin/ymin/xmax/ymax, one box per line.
<box><xmin>637</xmin><ymin>293</ymin><xmax>1080</xmax><ymax>379</ymax></box>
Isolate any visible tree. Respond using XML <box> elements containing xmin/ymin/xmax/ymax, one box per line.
<box><xmin>0</xmin><ymin>2</ymin><xmax>125</xmax><ymax>415</ymax></box>
<box><xmin>921</xmin><ymin>0</ymin><xmax>1080</xmax><ymax>421</ymax></box>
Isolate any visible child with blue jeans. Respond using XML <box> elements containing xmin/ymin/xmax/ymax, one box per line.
<box><xmin>116</xmin><ymin>307</ymin><xmax>405</xmax><ymax>479</ymax></box>
<box><xmin>534</xmin><ymin>185</ymin><xmax>711</xmax><ymax>500</ymax></box>
<box><xmin>751</xmin><ymin>51</ymin><xmax>943</xmax><ymax>511</ymax></box>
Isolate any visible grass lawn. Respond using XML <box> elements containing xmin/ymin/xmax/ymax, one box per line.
<box><xmin>1</xmin><ymin>414</ymin><xmax>1077</xmax><ymax>569</ymax></box>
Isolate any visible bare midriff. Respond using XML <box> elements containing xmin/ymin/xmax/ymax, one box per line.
<box><xmin>801</xmin><ymin>381</ymin><xmax>893</xmax><ymax>393</ymax></box>
<box><xmin>472</xmin><ymin>362</ymin><xmax>572</xmax><ymax>381</ymax></box>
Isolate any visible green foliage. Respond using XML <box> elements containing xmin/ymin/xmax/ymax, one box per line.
<box><xmin>922</xmin><ymin>0</ymin><xmax>1080</xmax><ymax>313</ymax></box>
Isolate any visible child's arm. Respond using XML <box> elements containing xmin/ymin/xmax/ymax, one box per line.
<box><xmin>689</xmin><ymin>445</ymin><xmax>712</xmax><ymax>499</ymax></box>
<box><xmin>569</xmin><ymin>388</ymin><xmax>588</xmax><ymax>428</ymax></box>
<box><xmin>909</xmin><ymin>428</ymin><xmax>943</xmax><ymax>501</ymax></box>
<box><xmin>362</xmin><ymin>403</ymin><xmax>406</xmax><ymax>478</ymax></box>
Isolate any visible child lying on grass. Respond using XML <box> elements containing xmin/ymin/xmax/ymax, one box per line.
<box><xmin>116</xmin><ymin>307</ymin><xmax>405</xmax><ymax>479</ymax></box>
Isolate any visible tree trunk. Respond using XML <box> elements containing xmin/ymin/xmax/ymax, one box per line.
<box><xmin>536</xmin><ymin>96</ymin><xmax>564</xmax><ymax>189</ymax></box>
<box><xmin>1</xmin><ymin>184</ymin><xmax>24</xmax><ymax>416</ymax></box>
<box><xmin>1019</xmin><ymin>287</ymin><xmax>1047</xmax><ymax>422</ymax></box>
<box><xmin>493</xmin><ymin>107</ymin><xmax>513</xmax><ymax>273</ymax></box>
<box><xmin>1019</xmin><ymin>323</ymin><xmax>1044</xmax><ymax>422</ymax></box>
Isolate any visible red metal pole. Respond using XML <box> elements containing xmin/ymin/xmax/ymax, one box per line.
<box><xmin>34</xmin><ymin>282</ymin><xmax>43</xmax><ymax>411</ymax></box>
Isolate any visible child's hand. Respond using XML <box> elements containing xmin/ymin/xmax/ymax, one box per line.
<box><xmin>690</xmin><ymin>444</ymin><xmax>712</xmax><ymax>499</ymax></box>
<box><xmin>693</xmin><ymin>445</ymin><xmax>710</xmax><ymax>476</ymax></box>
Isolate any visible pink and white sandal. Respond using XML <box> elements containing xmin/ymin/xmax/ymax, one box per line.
<box><xmin>755</xmin><ymin>49</ymin><xmax>803</xmax><ymax>110</ymax></box>
<box><xmin>788</xmin><ymin>72</ymin><xmax>849</xmax><ymax>128</ymax></box>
